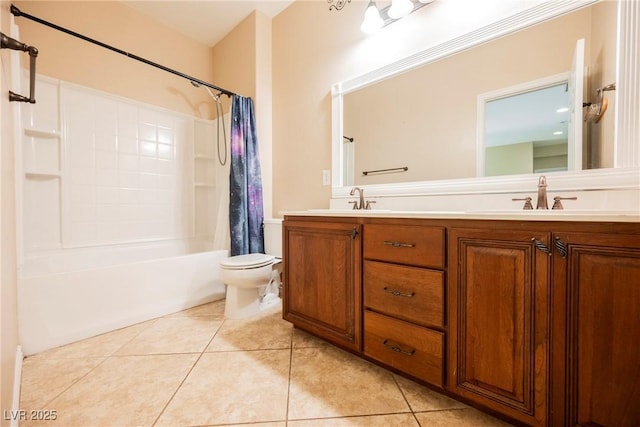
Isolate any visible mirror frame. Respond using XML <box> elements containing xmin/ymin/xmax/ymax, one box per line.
<box><xmin>331</xmin><ymin>0</ymin><xmax>639</xmax><ymax>198</ymax></box>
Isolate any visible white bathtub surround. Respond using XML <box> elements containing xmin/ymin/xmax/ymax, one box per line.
<box><xmin>19</xmin><ymin>243</ymin><xmax>227</xmax><ymax>356</ymax></box>
<box><xmin>16</xmin><ymin>76</ymin><xmax>230</xmax><ymax>356</ymax></box>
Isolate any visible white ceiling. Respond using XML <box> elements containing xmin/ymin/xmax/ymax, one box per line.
<box><xmin>122</xmin><ymin>1</ymin><xmax>295</xmax><ymax>47</ymax></box>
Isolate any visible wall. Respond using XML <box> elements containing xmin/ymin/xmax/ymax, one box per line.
<box><xmin>0</xmin><ymin>1</ymin><xmax>20</xmax><ymax>423</ymax></box>
<box><xmin>212</xmin><ymin>11</ymin><xmax>273</xmax><ymax>218</ymax></box>
<box><xmin>272</xmin><ymin>0</ymin><xmax>550</xmax><ymax>213</ymax></box>
<box><xmin>13</xmin><ymin>1</ymin><xmax>216</xmax><ymax>119</ymax></box>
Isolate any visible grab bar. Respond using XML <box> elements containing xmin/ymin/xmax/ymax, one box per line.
<box><xmin>362</xmin><ymin>166</ymin><xmax>408</xmax><ymax>176</ymax></box>
<box><xmin>1</xmin><ymin>32</ymin><xmax>38</xmax><ymax>103</ymax></box>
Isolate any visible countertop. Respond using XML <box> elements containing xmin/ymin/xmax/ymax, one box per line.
<box><xmin>281</xmin><ymin>209</ymin><xmax>640</xmax><ymax>223</ymax></box>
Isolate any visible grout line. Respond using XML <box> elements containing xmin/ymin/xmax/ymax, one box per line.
<box><xmin>30</xmin><ymin>356</ymin><xmax>111</xmax><ymax>410</ymax></box>
<box><xmin>285</xmin><ymin>323</ymin><xmax>294</xmax><ymax>426</ymax></box>
<box><xmin>151</xmin><ymin>316</ymin><xmax>227</xmax><ymax>426</ymax></box>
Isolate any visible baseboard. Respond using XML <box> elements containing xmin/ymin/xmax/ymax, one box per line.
<box><xmin>10</xmin><ymin>345</ymin><xmax>23</xmax><ymax>427</ymax></box>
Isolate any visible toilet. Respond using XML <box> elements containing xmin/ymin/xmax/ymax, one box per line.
<box><xmin>219</xmin><ymin>219</ymin><xmax>282</xmax><ymax>319</ymax></box>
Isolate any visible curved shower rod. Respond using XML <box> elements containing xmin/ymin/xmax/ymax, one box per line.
<box><xmin>10</xmin><ymin>4</ymin><xmax>237</xmax><ymax>98</ymax></box>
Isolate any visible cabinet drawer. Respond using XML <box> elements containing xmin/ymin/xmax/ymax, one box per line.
<box><xmin>364</xmin><ymin>260</ymin><xmax>444</xmax><ymax>329</ymax></box>
<box><xmin>364</xmin><ymin>311</ymin><xmax>444</xmax><ymax>387</ymax></box>
<box><xmin>364</xmin><ymin>224</ymin><xmax>444</xmax><ymax>268</ymax></box>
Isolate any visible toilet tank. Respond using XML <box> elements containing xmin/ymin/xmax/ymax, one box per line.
<box><xmin>263</xmin><ymin>219</ymin><xmax>283</xmax><ymax>257</ymax></box>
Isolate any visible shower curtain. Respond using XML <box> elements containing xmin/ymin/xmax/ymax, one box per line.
<box><xmin>229</xmin><ymin>95</ymin><xmax>265</xmax><ymax>256</ymax></box>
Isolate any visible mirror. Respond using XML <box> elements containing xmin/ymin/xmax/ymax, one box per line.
<box><xmin>333</xmin><ymin>0</ymin><xmax>635</xmax><ymax>193</ymax></box>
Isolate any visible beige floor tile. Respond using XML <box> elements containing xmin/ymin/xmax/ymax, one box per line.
<box><xmin>394</xmin><ymin>375</ymin><xmax>468</xmax><ymax>412</ymax></box>
<box><xmin>167</xmin><ymin>299</ymin><xmax>226</xmax><ymax>319</ymax></box>
<box><xmin>292</xmin><ymin>328</ymin><xmax>330</xmax><ymax>348</ymax></box>
<box><xmin>29</xmin><ymin>320</ymin><xmax>155</xmax><ymax>359</ymax></box>
<box><xmin>20</xmin><ymin>357</ymin><xmax>105</xmax><ymax>410</ymax></box>
<box><xmin>206</xmin><ymin>310</ymin><xmax>292</xmax><ymax>352</ymax></box>
<box><xmin>116</xmin><ymin>316</ymin><xmax>223</xmax><ymax>355</ymax></box>
<box><xmin>215</xmin><ymin>423</ymin><xmax>286</xmax><ymax>427</ymax></box>
<box><xmin>156</xmin><ymin>350</ymin><xmax>290</xmax><ymax>426</ymax></box>
<box><xmin>23</xmin><ymin>354</ymin><xmax>197</xmax><ymax>427</ymax></box>
<box><xmin>288</xmin><ymin>413</ymin><xmax>419</xmax><ymax>426</ymax></box>
<box><xmin>414</xmin><ymin>408</ymin><xmax>513</xmax><ymax>426</ymax></box>
<box><xmin>288</xmin><ymin>346</ymin><xmax>410</xmax><ymax>420</ymax></box>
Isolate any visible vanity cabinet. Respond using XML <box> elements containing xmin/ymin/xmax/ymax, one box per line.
<box><xmin>362</xmin><ymin>223</ymin><xmax>446</xmax><ymax>387</ymax></box>
<box><xmin>282</xmin><ymin>218</ymin><xmax>362</xmax><ymax>352</ymax></box>
<box><xmin>550</xmin><ymin>232</ymin><xmax>640</xmax><ymax>427</ymax></box>
<box><xmin>282</xmin><ymin>214</ymin><xmax>640</xmax><ymax>427</ymax></box>
<box><xmin>447</xmin><ymin>227</ymin><xmax>551</xmax><ymax>427</ymax></box>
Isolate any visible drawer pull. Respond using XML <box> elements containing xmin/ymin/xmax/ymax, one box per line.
<box><xmin>383</xmin><ymin>339</ymin><xmax>415</xmax><ymax>356</ymax></box>
<box><xmin>383</xmin><ymin>241</ymin><xmax>415</xmax><ymax>248</ymax></box>
<box><xmin>383</xmin><ymin>287</ymin><xmax>415</xmax><ymax>298</ymax></box>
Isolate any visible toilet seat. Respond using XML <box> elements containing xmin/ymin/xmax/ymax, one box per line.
<box><xmin>220</xmin><ymin>253</ymin><xmax>275</xmax><ymax>270</ymax></box>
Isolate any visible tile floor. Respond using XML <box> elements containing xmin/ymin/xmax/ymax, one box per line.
<box><xmin>19</xmin><ymin>300</ymin><xmax>512</xmax><ymax>427</ymax></box>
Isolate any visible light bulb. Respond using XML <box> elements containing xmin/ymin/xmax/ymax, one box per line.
<box><xmin>360</xmin><ymin>0</ymin><xmax>383</xmax><ymax>34</ymax></box>
<box><xmin>388</xmin><ymin>0</ymin><xmax>413</xmax><ymax>19</ymax></box>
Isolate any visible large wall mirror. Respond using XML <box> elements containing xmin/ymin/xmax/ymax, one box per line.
<box><xmin>331</xmin><ymin>0</ymin><xmax>639</xmax><ymax>197</ymax></box>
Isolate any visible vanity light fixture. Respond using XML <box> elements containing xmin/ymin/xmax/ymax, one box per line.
<box><xmin>361</xmin><ymin>0</ymin><xmax>384</xmax><ymax>34</ymax></box>
<box><xmin>388</xmin><ymin>0</ymin><xmax>414</xmax><ymax>19</ymax></box>
<box><xmin>328</xmin><ymin>0</ymin><xmax>435</xmax><ymax>34</ymax></box>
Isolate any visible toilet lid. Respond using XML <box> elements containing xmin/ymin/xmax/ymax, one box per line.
<box><xmin>220</xmin><ymin>253</ymin><xmax>275</xmax><ymax>270</ymax></box>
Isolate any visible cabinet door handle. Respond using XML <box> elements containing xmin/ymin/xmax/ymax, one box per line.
<box><xmin>383</xmin><ymin>287</ymin><xmax>415</xmax><ymax>298</ymax></box>
<box><xmin>531</xmin><ymin>238</ymin><xmax>552</xmax><ymax>256</ymax></box>
<box><xmin>554</xmin><ymin>236</ymin><xmax>567</xmax><ymax>258</ymax></box>
<box><xmin>383</xmin><ymin>241</ymin><xmax>415</xmax><ymax>248</ymax></box>
<box><xmin>383</xmin><ymin>339</ymin><xmax>415</xmax><ymax>356</ymax></box>
<box><xmin>351</xmin><ymin>227</ymin><xmax>358</xmax><ymax>240</ymax></box>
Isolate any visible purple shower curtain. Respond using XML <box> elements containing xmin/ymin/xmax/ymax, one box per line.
<box><xmin>229</xmin><ymin>95</ymin><xmax>265</xmax><ymax>256</ymax></box>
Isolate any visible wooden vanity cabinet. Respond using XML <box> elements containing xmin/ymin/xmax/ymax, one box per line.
<box><xmin>283</xmin><ymin>215</ymin><xmax>640</xmax><ymax>427</ymax></box>
<box><xmin>362</xmin><ymin>223</ymin><xmax>446</xmax><ymax>388</ymax></box>
<box><xmin>550</xmin><ymin>232</ymin><xmax>640</xmax><ymax>427</ymax></box>
<box><xmin>282</xmin><ymin>218</ymin><xmax>362</xmax><ymax>352</ymax></box>
<box><xmin>447</xmin><ymin>227</ymin><xmax>551</xmax><ymax>427</ymax></box>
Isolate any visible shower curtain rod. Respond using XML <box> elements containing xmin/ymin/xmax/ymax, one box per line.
<box><xmin>10</xmin><ymin>4</ymin><xmax>236</xmax><ymax>98</ymax></box>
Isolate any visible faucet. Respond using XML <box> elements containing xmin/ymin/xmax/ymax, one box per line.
<box><xmin>536</xmin><ymin>176</ymin><xmax>548</xmax><ymax>210</ymax></box>
<box><xmin>349</xmin><ymin>187</ymin><xmax>365</xmax><ymax>210</ymax></box>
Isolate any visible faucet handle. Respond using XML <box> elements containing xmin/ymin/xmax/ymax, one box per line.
<box><xmin>512</xmin><ymin>197</ymin><xmax>534</xmax><ymax>210</ymax></box>
<box><xmin>552</xmin><ymin>196</ymin><xmax>578</xmax><ymax>210</ymax></box>
<box><xmin>348</xmin><ymin>201</ymin><xmax>358</xmax><ymax>210</ymax></box>
<box><xmin>364</xmin><ymin>200</ymin><xmax>376</xmax><ymax>210</ymax></box>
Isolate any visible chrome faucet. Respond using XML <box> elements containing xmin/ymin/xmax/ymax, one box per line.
<box><xmin>349</xmin><ymin>187</ymin><xmax>365</xmax><ymax>210</ymax></box>
<box><xmin>536</xmin><ymin>176</ymin><xmax>548</xmax><ymax>210</ymax></box>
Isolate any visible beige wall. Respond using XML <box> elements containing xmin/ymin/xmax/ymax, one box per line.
<box><xmin>588</xmin><ymin>0</ymin><xmax>617</xmax><ymax>169</ymax></box>
<box><xmin>1</xmin><ymin>1</ymin><xmax>19</xmax><ymax>422</ymax></box>
<box><xmin>14</xmin><ymin>1</ymin><xmax>216</xmax><ymax>118</ymax></box>
<box><xmin>212</xmin><ymin>11</ymin><xmax>273</xmax><ymax>217</ymax></box>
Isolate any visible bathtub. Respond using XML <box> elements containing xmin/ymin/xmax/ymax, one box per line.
<box><xmin>18</xmin><ymin>240</ymin><xmax>228</xmax><ymax>356</ymax></box>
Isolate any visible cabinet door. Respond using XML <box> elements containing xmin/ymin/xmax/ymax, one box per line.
<box><xmin>283</xmin><ymin>219</ymin><xmax>362</xmax><ymax>351</ymax></box>
<box><xmin>551</xmin><ymin>232</ymin><xmax>640</xmax><ymax>427</ymax></box>
<box><xmin>448</xmin><ymin>228</ymin><xmax>550</xmax><ymax>427</ymax></box>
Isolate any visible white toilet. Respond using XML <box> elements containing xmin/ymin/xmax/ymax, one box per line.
<box><xmin>219</xmin><ymin>219</ymin><xmax>282</xmax><ymax>319</ymax></box>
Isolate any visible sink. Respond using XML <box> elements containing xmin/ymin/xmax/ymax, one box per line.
<box><xmin>306</xmin><ymin>209</ymin><xmax>392</xmax><ymax>214</ymax></box>
<box><xmin>466</xmin><ymin>209</ymin><xmax>639</xmax><ymax>216</ymax></box>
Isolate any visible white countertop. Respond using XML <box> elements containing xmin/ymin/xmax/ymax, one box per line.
<box><xmin>281</xmin><ymin>209</ymin><xmax>640</xmax><ymax>222</ymax></box>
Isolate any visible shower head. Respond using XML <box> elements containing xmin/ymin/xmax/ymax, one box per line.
<box><xmin>190</xmin><ymin>80</ymin><xmax>220</xmax><ymax>101</ymax></box>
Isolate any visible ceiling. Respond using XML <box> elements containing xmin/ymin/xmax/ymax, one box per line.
<box><xmin>122</xmin><ymin>1</ymin><xmax>295</xmax><ymax>47</ymax></box>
